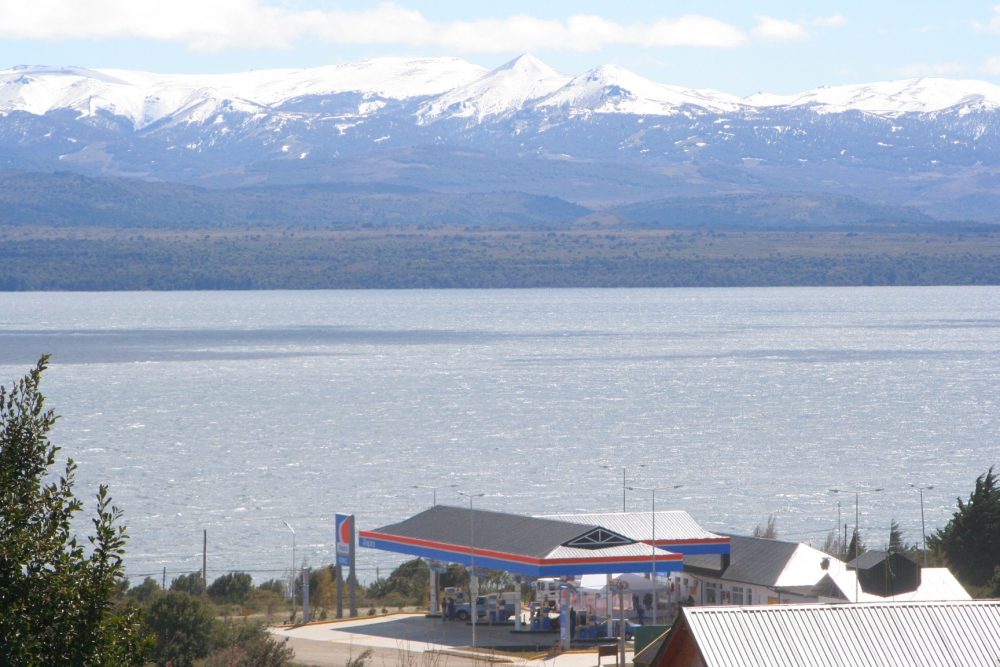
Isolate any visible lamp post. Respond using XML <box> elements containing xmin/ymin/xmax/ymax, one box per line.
<box><xmin>602</xmin><ymin>464</ymin><xmax>648</xmax><ymax>512</ymax></box>
<box><xmin>457</xmin><ymin>491</ymin><xmax>486</xmax><ymax>649</ymax></box>
<box><xmin>283</xmin><ymin>522</ymin><xmax>296</xmax><ymax>609</ymax></box>
<box><xmin>829</xmin><ymin>488</ymin><xmax>883</xmax><ymax>601</ymax></box>
<box><xmin>411</xmin><ymin>484</ymin><xmax>458</xmax><ymax>507</ymax></box>
<box><xmin>909</xmin><ymin>484</ymin><xmax>934</xmax><ymax>566</ymax></box>
<box><xmin>629</xmin><ymin>484</ymin><xmax>683</xmax><ymax>624</ymax></box>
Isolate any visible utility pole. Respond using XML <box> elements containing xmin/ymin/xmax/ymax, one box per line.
<box><xmin>202</xmin><ymin>530</ymin><xmax>207</xmax><ymax>596</ymax></box>
<box><xmin>829</xmin><ymin>487</ymin><xmax>883</xmax><ymax>601</ymax></box>
<box><xmin>910</xmin><ymin>484</ymin><xmax>934</xmax><ymax>566</ymax></box>
<box><xmin>284</xmin><ymin>522</ymin><xmax>296</xmax><ymax>609</ymax></box>
<box><xmin>162</xmin><ymin>567</ymin><xmax>166</xmax><ymax>590</ymax></box>
<box><xmin>601</xmin><ymin>464</ymin><xmax>647</xmax><ymax>512</ymax></box>
<box><xmin>628</xmin><ymin>484</ymin><xmax>683</xmax><ymax>624</ymax></box>
<box><xmin>458</xmin><ymin>490</ymin><xmax>485</xmax><ymax>649</ymax></box>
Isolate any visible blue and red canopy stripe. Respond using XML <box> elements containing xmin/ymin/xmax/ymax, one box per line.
<box><xmin>640</xmin><ymin>538</ymin><xmax>731</xmax><ymax>556</ymax></box>
<box><xmin>359</xmin><ymin>530</ymin><xmax>684</xmax><ymax>577</ymax></box>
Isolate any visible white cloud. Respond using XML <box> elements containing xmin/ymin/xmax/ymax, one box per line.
<box><xmin>0</xmin><ymin>1</ymin><xmax>747</xmax><ymax>52</ymax></box>
<box><xmin>812</xmin><ymin>15</ymin><xmax>847</xmax><ymax>28</ymax></box>
<box><xmin>984</xmin><ymin>56</ymin><xmax>1000</xmax><ymax>73</ymax></box>
<box><xmin>973</xmin><ymin>5</ymin><xmax>1000</xmax><ymax>33</ymax></box>
<box><xmin>753</xmin><ymin>16</ymin><xmax>810</xmax><ymax>42</ymax></box>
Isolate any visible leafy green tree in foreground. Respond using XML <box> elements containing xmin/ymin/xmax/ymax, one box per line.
<box><xmin>0</xmin><ymin>356</ymin><xmax>150</xmax><ymax>666</ymax></box>
<box><xmin>929</xmin><ymin>467</ymin><xmax>1000</xmax><ymax>592</ymax></box>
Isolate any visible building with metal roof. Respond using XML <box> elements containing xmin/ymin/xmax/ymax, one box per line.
<box><xmin>543</xmin><ymin>512</ymin><xmax>730</xmax><ymax>555</ymax></box>
<box><xmin>682</xmin><ymin>535</ymin><xmax>845</xmax><ymax>605</ymax></box>
<box><xmin>653</xmin><ymin>600</ymin><xmax>1000</xmax><ymax>667</ymax></box>
<box><xmin>358</xmin><ymin>505</ymin><xmax>683</xmax><ymax>577</ymax></box>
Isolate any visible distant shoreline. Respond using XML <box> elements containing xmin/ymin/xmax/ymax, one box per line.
<box><xmin>2</xmin><ymin>225</ymin><xmax>999</xmax><ymax>290</ymax></box>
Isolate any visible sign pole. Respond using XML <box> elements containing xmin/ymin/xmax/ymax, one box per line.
<box><xmin>430</xmin><ymin>569</ymin><xmax>438</xmax><ymax>616</ymax></box>
<box><xmin>349</xmin><ymin>515</ymin><xmax>357</xmax><ymax>617</ymax></box>
<box><xmin>302</xmin><ymin>567</ymin><xmax>310</xmax><ymax>623</ymax></box>
<box><xmin>617</xmin><ymin>581</ymin><xmax>626</xmax><ymax>667</ymax></box>
<box><xmin>336</xmin><ymin>563</ymin><xmax>343</xmax><ymax>619</ymax></box>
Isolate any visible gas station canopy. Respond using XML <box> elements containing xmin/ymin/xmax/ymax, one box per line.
<box><xmin>359</xmin><ymin>505</ymin><xmax>684</xmax><ymax>577</ymax></box>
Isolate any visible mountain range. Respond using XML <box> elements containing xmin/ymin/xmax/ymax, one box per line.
<box><xmin>3</xmin><ymin>54</ymin><xmax>1000</xmax><ymax>223</ymax></box>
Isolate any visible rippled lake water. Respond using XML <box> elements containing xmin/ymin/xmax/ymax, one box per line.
<box><xmin>1</xmin><ymin>287</ymin><xmax>997</xmax><ymax>584</ymax></box>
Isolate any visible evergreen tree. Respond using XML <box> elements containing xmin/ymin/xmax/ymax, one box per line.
<box><xmin>928</xmin><ymin>467</ymin><xmax>1000</xmax><ymax>588</ymax></box>
<box><xmin>0</xmin><ymin>356</ymin><xmax>150</xmax><ymax>666</ymax></box>
<box><xmin>889</xmin><ymin>520</ymin><xmax>906</xmax><ymax>552</ymax></box>
<box><xmin>847</xmin><ymin>527</ymin><xmax>866</xmax><ymax>560</ymax></box>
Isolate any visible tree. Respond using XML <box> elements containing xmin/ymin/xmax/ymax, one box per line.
<box><xmin>0</xmin><ymin>356</ymin><xmax>150</xmax><ymax>666</ymax></box>
<box><xmin>208</xmin><ymin>572</ymin><xmax>253</xmax><ymax>605</ymax></box>
<box><xmin>170</xmin><ymin>571</ymin><xmax>206</xmax><ymax>596</ymax></box>
<box><xmin>888</xmin><ymin>520</ymin><xmax>908</xmax><ymax>552</ymax></box>
<box><xmin>147</xmin><ymin>591</ymin><xmax>215</xmax><ymax>667</ymax></box>
<box><xmin>928</xmin><ymin>467</ymin><xmax>1000</xmax><ymax>589</ymax></box>
<box><xmin>128</xmin><ymin>576</ymin><xmax>163</xmax><ymax>603</ymax></box>
<box><xmin>847</xmin><ymin>527</ymin><xmax>866</xmax><ymax>559</ymax></box>
<box><xmin>752</xmin><ymin>515</ymin><xmax>778</xmax><ymax>539</ymax></box>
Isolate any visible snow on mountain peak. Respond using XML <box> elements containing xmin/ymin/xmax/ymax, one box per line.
<box><xmin>0</xmin><ymin>57</ymin><xmax>487</xmax><ymax>129</ymax></box>
<box><xmin>418</xmin><ymin>54</ymin><xmax>572</xmax><ymax>123</ymax></box>
<box><xmin>744</xmin><ymin>77</ymin><xmax>1000</xmax><ymax>115</ymax></box>
<box><xmin>533</xmin><ymin>64</ymin><xmax>743</xmax><ymax>116</ymax></box>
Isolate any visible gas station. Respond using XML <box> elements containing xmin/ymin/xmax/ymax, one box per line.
<box><xmin>357</xmin><ymin>505</ymin><xmax>730</xmax><ymax>658</ymax></box>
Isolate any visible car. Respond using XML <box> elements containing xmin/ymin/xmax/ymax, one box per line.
<box><xmin>595</xmin><ymin>619</ymin><xmax>637</xmax><ymax>640</ymax></box>
<box><xmin>453</xmin><ymin>596</ymin><xmax>486</xmax><ymax>621</ymax></box>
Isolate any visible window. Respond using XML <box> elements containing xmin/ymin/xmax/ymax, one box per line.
<box><xmin>746</xmin><ymin>588</ymin><xmax>753</xmax><ymax>605</ymax></box>
<box><xmin>705</xmin><ymin>582</ymin><xmax>717</xmax><ymax>605</ymax></box>
<box><xmin>732</xmin><ymin>586</ymin><xmax>744</xmax><ymax>605</ymax></box>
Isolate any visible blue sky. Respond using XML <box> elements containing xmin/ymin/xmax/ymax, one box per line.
<box><xmin>2</xmin><ymin>1</ymin><xmax>1000</xmax><ymax>95</ymax></box>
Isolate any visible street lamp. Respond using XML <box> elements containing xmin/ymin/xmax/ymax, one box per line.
<box><xmin>602</xmin><ymin>464</ymin><xmax>648</xmax><ymax>512</ymax></box>
<box><xmin>829</xmin><ymin>488</ymin><xmax>883</xmax><ymax>601</ymax></box>
<box><xmin>909</xmin><ymin>484</ymin><xmax>934</xmax><ymax>566</ymax></box>
<box><xmin>457</xmin><ymin>491</ymin><xmax>486</xmax><ymax>649</ymax></box>
<box><xmin>283</xmin><ymin>522</ymin><xmax>296</xmax><ymax>609</ymax></box>
<box><xmin>411</xmin><ymin>484</ymin><xmax>458</xmax><ymax>507</ymax></box>
<box><xmin>628</xmin><ymin>484</ymin><xmax>683</xmax><ymax>624</ymax></box>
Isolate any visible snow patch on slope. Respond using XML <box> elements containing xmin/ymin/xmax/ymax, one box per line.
<box><xmin>534</xmin><ymin>64</ymin><xmax>743</xmax><ymax>116</ymax></box>
<box><xmin>418</xmin><ymin>54</ymin><xmax>572</xmax><ymax>123</ymax></box>
<box><xmin>745</xmin><ymin>78</ymin><xmax>1000</xmax><ymax>115</ymax></box>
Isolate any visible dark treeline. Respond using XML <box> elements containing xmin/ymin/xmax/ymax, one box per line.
<box><xmin>1</xmin><ymin>234</ymin><xmax>999</xmax><ymax>290</ymax></box>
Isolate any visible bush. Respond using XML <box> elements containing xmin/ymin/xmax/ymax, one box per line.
<box><xmin>128</xmin><ymin>577</ymin><xmax>163</xmax><ymax>604</ymax></box>
<box><xmin>205</xmin><ymin>618</ymin><xmax>293</xmax><ymax>667</ymax></box>
<box><xmin>208</xmin><ymin>572</ymin><xmax>253</xmax><ymax>605</ymax></box>
<box><xmin>146</xmin><ymin>591</ymin><xmax>215</xmax><ymax>667</ymax></box>
<box><xmin>170</xmin><ymin>572</ymin><xmax>206</xmax><ymax>597</ymax></box>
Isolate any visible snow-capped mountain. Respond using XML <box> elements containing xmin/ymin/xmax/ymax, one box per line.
<box><xmin>746</xmin><ymin>77</ymin><xmax>1000</xmax><ymax>115</ymax></box>
<box><xmin>4</xmin><ymin>54</ymin><xmax>1000</xmax><ymax>221</ymax></box>
<box><xmin>418</xmin><ymin>54</ymin><xmax>571</xmax><ymax>123</ymax></box>
<box><xmin>0</xmin><ymin>57</ymin><xmax>487</xmax><ymax>129</ymax></box>
<box><xmin>533</xmin><ymin>64</ymin><xmax>743</xmax><ymax>116</ymax></box>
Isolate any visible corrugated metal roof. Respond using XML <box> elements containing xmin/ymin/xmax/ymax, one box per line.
<box><xmin>374</xmin><ymin>505</ymin><xmax>602</xmax><ymax>558</ymax></box>
<box><xmin>679</xmin><ymin>601</ymin><xmax>1000</xmax><ymax>667</ymax></box>
<box><xmin>543</xmin><ymin>511</ymin><xmax>726</xmax><ymax>543</ymax></box>
<box><xmin>685</xmin><ymin>535</ymin><xmax>799</xmax><ymax>587</ymax></box>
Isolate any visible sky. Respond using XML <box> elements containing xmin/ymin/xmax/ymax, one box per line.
<box><xmin>3</xmin><ymin>1</ymin><xmax>1000</xmax><ymax>95</ymax></box>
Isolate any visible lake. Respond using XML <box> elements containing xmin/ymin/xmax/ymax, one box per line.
<box><xmin>1</xmin><ymin>287</ymin><xmax>997</xmax><ymax>585</ymax></box>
